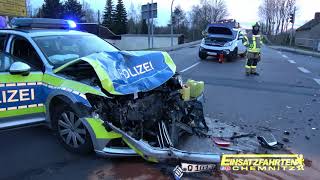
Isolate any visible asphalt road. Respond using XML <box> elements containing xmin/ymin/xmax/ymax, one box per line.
<box><xmin>1</xmin><ymin>45</ymin><xmax>320</xmax><ymax>180</ymax></box>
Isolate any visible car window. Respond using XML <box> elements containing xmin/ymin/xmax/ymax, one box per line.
<box><xmin>0</xmin><ymin>53</ymin><xmax>19</xmax><ymax>72</ymax></box>
<box><xmin>33</xmin><ymin>35</ymin><xmax>118</xmax><ymax>67</ymax></box>
<box><xmin>0</xmin><ymin>34</ymin><xmax>8</xmax><ymax>53</ymax></box>
<box><xmin>11</xmin><ymin>36</ymin><xmax>43</xmax><ymax>71</ymax></box>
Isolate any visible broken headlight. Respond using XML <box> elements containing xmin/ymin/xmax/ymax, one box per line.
<box><xmin>169</xmin><ymin>73</ymin><xmax>184</xmax><ymax>89</ymax></box>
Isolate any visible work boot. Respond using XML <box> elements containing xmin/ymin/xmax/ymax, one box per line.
<box><xmin>251</xmin><ymin>72</ymin><xmax>260</xmax><ymax>76</ymax></box>
<box><xmin>245</xmin><ymin>68</ymin><xmax>251</xmax><ymax>76</ymax></box>
<box><xmin>251</xmin><ymin>68</ymin><xmax>259</xmax><ymax>76</ymax></box>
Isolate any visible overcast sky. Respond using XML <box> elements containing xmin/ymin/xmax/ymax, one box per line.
<box><xmin>30</xmin><ymin>0</ymin><xmax>320</xmax><ymax>28</ymax></box>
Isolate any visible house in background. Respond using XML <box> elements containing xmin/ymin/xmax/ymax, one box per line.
<box><xmin>295</xmin><ymin>12</ymin><xmax>320</xmax><ymax>51</ymax></box>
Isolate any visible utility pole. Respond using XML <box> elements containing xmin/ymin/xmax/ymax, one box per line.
<box><xmin>170</xmin><ymin>0</ymin><xmax>175</xmax><ymax>47</ymax></box>
<box><xmin>289</xmin><ymin>7</ymin><xmax>296</xmax><ymax>46</ymax></box>
<box><xmin>151</xmin><ymin>0</ymin><xmax>154</xmax><ymax>48</ymax></box>
<box><xmin>147</xmin><ymin>3</ymin><xmax>150</xmax><ymax>49</ymax></box>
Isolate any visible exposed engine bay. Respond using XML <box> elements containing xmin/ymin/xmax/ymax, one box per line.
<box><xmin>86</xmin><ymin>74</ymin><xmax>209</xmax><ymax>148</ymax></box>
<box><xmin>55</xmin><ymin>53</ymin><xmax>220</xmax><ymax>164</ymax></box>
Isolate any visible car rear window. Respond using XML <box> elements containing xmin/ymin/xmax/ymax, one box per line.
<box><xmin>208</xmin><ymin>27</ymin><xmax>233</xmax><ymax>35</ymax></box>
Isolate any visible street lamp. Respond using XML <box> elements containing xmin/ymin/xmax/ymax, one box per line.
<box><xmin>171</xmin><ymin>0</ymin><xmax>175</xmax><ymax>47</ymax></box>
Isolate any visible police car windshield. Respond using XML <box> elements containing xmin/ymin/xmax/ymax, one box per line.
<box><xmin>33</xmin><ymin>35</ymin><xmax>118</xmax><ymax>67</ymax></box>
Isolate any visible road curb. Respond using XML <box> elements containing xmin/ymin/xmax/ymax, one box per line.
<box><xmin>153</xmin><ymin>40</ymin><xmax>201</xmax><ymax>52</ymax></box>
<box><xmin>269</xmin><ymin>46</ymin><xmax>320</xmax><ymax>58</ymax></box>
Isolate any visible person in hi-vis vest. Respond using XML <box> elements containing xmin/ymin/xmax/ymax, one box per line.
<box><xmin>243</xmin><ymin>23</ymin><xmax>263</xmax><ymax>76</ymax></box>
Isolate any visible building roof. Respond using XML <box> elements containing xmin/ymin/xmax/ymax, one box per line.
<box><xmin>296</xmin><ymin>19</ymin><xmax>320</xmax><ymax>31</ymax></box>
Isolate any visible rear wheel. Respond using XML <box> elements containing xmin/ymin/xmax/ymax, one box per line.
<box><xmin>52</xmin><ymin>105</ymin><xmax>93</xmax><ymax>154</ymax></box>
<box><xmin>199</xmin><ymin>51</ymin><xmax>207</xmax><ymax>60</ymax></box>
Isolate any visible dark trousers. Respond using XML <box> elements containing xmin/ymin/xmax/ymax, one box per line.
<box><xmin>245</xmin><ymin>52</ymin><xmax>260</xmax><ymax>73</ymax></box>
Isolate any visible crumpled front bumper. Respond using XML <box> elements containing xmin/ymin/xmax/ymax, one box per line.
<box><xmin>105</xmin><ymin>121</ymin><xmax>221</xmax><ymax>164</ymax></box>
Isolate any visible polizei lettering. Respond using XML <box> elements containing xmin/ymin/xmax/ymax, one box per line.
<box><xmin>118</xmin><ymin>61</ymin><xmax>155</xmax><ymax>79</ymax></box>
<box><xmin>0</xmin><ymin>88</ymin><xmax>35</xmax><ymax>104</ymax></box>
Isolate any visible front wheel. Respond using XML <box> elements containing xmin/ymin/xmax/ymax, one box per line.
<box><xmin>52</xmin><ymin>105</ymin><xmax>93</xmax><ymax>154</ymax></box>
<box><xmin>199</xmin><ymin>51</ymin><xmax>207</xmax><ymax>60</ymax></box>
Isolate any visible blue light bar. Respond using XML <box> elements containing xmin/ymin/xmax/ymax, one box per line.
<box><xmin>66</xmin><ymin>20</ymin><xmax>77</xmax><ymax>28</ymax></box>
<box><xmin>11</xmin><ymin>18</ymin><xmax>76</xmax><ymax>29</ymax></box>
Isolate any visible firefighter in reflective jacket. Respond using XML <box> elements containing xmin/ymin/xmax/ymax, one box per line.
<box><xmin>243</xmin><ymin>23</ymin><xmax>263</xmax><ymax>76</ymax></box>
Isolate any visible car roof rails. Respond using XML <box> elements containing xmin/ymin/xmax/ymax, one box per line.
<box><xmin>210</xmin><ymin>19</ymin><xmax>240</xmax><ymax>29</ymax></box>
<box><xmin>10</xmin><ymin>18</ymin><xmax>76</xmax><ymax>30</ymax></box>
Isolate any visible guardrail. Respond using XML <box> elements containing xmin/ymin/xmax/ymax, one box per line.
<box><xmin>295</xmin><ymin>38</ymin><xmax>320</xmax><ymax>52</ymax></box>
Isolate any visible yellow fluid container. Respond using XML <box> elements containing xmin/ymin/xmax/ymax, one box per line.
<box><xmin>180</xmin><ymin>85</ymin><xmax>190</xmax><ymax>101</ymax></box>
<box><xmin>187</xmin><ymin>79</ymin><xmax>205</xmax><ymax>98</ymax></box>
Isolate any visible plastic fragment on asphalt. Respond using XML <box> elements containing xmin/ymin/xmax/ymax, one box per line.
<box><xmin>282</xmin><ymin>138</ymin><xmax>290</xmax><ymax>143</ymax></box>
<box><xmin>219</xmin><ymin>147</ymin><xmax>242</xmax><ymax>153</ymax></box>
<box><xmin>211</xmin><ymin>137</ymin><xmax>231</xmax><ymax>147</ymax></box>
<box><xmin>284</xmin><ymin>131</ymin><xmax>290</xmax><ymax>135</ymax></box>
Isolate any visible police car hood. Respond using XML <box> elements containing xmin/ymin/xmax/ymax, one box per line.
<box><xmin>54</xmin><ymin>51</ymin><xmax>176</xmax><ymax>95</ymax></box>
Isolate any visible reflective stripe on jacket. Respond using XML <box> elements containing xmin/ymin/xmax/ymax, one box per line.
<box><xmin>244</xmin><ymin>34</ymin><xmax>263</xmax><ymax>53</ymax></box>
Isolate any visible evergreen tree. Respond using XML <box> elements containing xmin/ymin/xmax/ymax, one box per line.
<box><xmin>114</xmin><ymin>0</ymin><xmax>127</xmax><ymax>34</ymax></box>
<box><xmin>102</xmin><ymin>0</ymin><xmax>114</xmax><ymax>30</ymax></box>
<box><xmin>41</xmin><ymin>0</ymin><xmax>64</xmax><ymax>18</ymax></box>
<box><xmin>63</xmin><ymin>0</ymin><xmax>84</xmax><ymax>22</ymax></box>
<box><xmin>141</xmin><ymin>19</ymin><xmax>148</xmax><ymax>34</ymax></box>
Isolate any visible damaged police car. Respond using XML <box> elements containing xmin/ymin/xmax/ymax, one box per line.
<box><xmin>0</xmin><ymin>18</ymin><xmax>220</xmax><ymax>164</ymax></box>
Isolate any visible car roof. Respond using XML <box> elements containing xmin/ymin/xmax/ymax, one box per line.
<box><xmin>0</xmin><ymin>29</ymin><xmax>93</xmax><ymax>38</ymax></box>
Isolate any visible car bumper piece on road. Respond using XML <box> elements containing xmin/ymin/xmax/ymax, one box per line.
<box><xmin>105</xmin><ymin>121</ymin><xmax>221</xmax><ymax>164</ymax></box>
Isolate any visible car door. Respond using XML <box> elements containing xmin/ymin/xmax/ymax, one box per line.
<box><xmin>237</xmin><ymin>32</ymin><xmax>246</xmax><ymax>54</ymax></box>
<box><xmin>0</xmin><ymin>34</ymin><xmax>46</xmax><ymax>130</ymax></box>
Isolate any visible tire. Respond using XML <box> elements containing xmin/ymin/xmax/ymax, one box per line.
<box><xmin>52</xmin><ymin>104</ymin><xmax>93</xmax><ymax>154</ymax></box>
<box><xmin>226</xmin><ymin>48</ymin><xmax>237</xmax><ymax>62</ymax></box>
<box><xmin>199</xmin><ymin>51</ymin><xmax>207</xmax><ymax>60</ymax></box>
<box><xmin>240</xmin><ymin>51</ymin><xmax>247</xmax><ymax>58</ymax></box>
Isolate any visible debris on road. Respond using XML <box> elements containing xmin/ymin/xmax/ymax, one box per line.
<box><xmin>283</xmin><ymin>131</ymin><xmax>290</xmax><ymax>135</ymax></box>
<box><xmin>219</xmin><ymin>147</ymin><xmax>243</xmax><ymax>153</ymax></box>
<box><xmin>282</xmin><ymin>138</ymin><xmax>290</xmax><ymax>143</ymax></box>
<box><xmin>257</xmin><ymin>134</ymin><xmax>284</xmax><ymax>150</ymax></box>
<box><xmin>305</xmin><ymin>136</ymin><xmax>310</xmax><ymax>140</ymax></box>
<box><xmin>230</xmin><ymin>133</ymin><xmax>256</xmax><ymax>140</ymax></box>
<box><xmin>211</xmin><ymin>137</ymin><xmax>231</xmax><ymax>147</ymax></box>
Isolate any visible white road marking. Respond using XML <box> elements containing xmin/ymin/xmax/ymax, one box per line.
<box><xmin>282</xmin><ymin>54</ymin><xmax>288</xmax><ymax>58</ymax></box>
<box><xmin>314</xmin><ymin>78</ymin><xmax>320</xmax><ymax>85</ymax></box>
<box><xmin>180</xmin><ymin>62</ymin><xmax>201</xmax><ymax>73</ymax></box>
<box><xmin>287</xmin><ymin>59</ymin><xmax>296</xmax><ymax>64</ymax></box>
<box><xmin>297</xmin><ymin>67</ymin><xmax>311</xmax><ymax>74</ymax></box>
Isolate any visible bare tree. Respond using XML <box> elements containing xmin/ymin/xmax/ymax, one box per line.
<box><xmin>127</xmin><ymin>2</ymin><xmax>142</xmax><ymax>34</ymax></box>
<box><xmin>187</xmin><ymin>0</ymin><xmax>228</xmax><ymax>40</ymax></box>
<box><xmin>259</xmin><ymin>0</ymin><xmax>296</xmax><ymax>35</ymax></box>
<box><xmin>82</xmin><ymin>2</ymin><xmax>96</xmax><ymax>23</ymax></box>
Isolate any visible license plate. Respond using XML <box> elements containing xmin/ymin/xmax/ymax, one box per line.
<box><xmin>207</xmin><ymin>52</ymin><xmax>217</xmax><ymax>56</ymax></box>
<box><xmin>181</xmin><ymin>163</ymin><xmax>215</xmax><ymax>173</ymax></box>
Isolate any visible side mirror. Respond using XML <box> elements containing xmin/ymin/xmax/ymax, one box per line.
<box><xmin>9</xmin><ymin>62</ymin><xmax>31</xmax><ymax>76</ymax></box>
<box><xmin>202</xmin><ymin>30</ymin><xmax>208</xmax><ymax>37</ymax></box>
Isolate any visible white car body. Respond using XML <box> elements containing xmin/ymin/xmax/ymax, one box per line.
<box><xmin>199</xmin><ymin>25</ymin><xmax>247</xmax><ymax>60</ymax></box>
